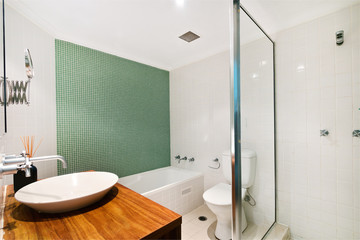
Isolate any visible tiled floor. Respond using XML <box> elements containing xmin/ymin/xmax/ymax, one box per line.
<box><xmin>181</xmin><ymin>204</ymin><xmax>288</xmax><ymax>240</ymax></box>
<box><xmin>181</xmin><ymin>204</ymin><xmax>217</xmax><ymax>240</ymax></box>
<box><xmin>242</xmin><ymin>223</ymin><xmax>269</xmax><ymax>240</ymax></box>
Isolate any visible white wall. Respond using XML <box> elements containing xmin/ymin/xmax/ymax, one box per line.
<box><xmin>275</xmin><ymin>4</ymin><xmax>360</xmax><ymax>240</ymax></box>
<box><xmin>170</xmin><ymin>51</ymin><xmax>230</xmax><ymax>191</ymax></box>
<box><xmin>0</xmin><ymin>4</ymin><xmax>57</xmax><ymax>185</ymax></box>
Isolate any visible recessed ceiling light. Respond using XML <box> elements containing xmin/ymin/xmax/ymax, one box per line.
<box><xmin>179</xmin><ymin>31</ymin><xmax>200</xmax><ymax>43</ymax></box>
<box><xmin>176</xmin><ymin>0</ymin><xmax>185</xmax><ymax>7</ymax></box>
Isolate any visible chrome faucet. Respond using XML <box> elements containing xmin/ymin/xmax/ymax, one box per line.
<box><xmin>178</xmin><ymin>156</ymin><xmax>187</xmax><ymax>164</ymax></box>
<box><xmin>0</xmin><ymin>151</ymin><xmax>67</xmax><ymax>177</ymax></box>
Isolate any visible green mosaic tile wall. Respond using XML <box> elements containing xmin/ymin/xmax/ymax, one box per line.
<box><xmin>55</xmin><ymin>40</ymin><xmax>170</xmax><ymax>177</ymax></box>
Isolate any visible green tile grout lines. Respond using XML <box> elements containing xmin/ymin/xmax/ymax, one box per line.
<box><xmin>55</xmin><ymin>39</ymin><xmax>170</xmax><ymax>177</ymax></box>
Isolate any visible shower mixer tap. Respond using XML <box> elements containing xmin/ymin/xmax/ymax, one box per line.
<box><xmin>320</xmin><ymin>129</ymin><xmax>329</xmax><ymax>136</ymax></box>
<box><xmin>353</xmin><ymin>130</ymin><xmax>360</xmax><ymax>138</ymax></box>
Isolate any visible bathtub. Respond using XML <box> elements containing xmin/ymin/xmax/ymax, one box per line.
<box><xmin>118</xmin><ymin>166</ymin><xmax>204</xmax><ymax>215</ymax></box>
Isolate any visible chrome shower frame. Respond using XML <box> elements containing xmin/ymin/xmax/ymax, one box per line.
<box><xmin>230</xmin><ymin>1</ymin><xmax>276</xmax><ymax>239</ymax></box>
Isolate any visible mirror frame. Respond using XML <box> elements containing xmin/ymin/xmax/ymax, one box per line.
<box><xmin>1</xmin><ymin>0</ymin><xmax>6</xmax><ymax>133</ymax></box>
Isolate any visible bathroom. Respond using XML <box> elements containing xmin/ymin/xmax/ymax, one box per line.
<box><xmin>0</xmin><ymin>0</ymin><xmax>359</xmax><ymax>239</ymax></box>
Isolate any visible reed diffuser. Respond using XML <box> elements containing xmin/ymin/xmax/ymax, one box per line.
<box><xmin>14</xmin><ymin>136</ymin><xmax>43</xmax><ymax>192</ymax></box>
<box><xmin>20</xmin><ymin>136</ymin><xmax>43</xmax><ymax>157</ymax></box>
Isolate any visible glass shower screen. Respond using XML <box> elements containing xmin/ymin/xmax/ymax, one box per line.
<box><xmin>231</xmin><ymin>3</ymin><xmax>276</xmax><ymax>239</ymax></box>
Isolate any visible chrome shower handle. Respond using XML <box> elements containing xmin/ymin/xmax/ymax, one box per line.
<box><xmin>178</xmin><ymin>156</ymin><xmax>187</xmax><ymax>164</ymax></box>
<box><xmin>320</xmin><ymin>129</ymin><xmax>329</xmax><ymax>136</ymax></box>
<box><xmin>353</xmin><ymin>130</ymin><xmax>360</xmax><ymax>137</ymax></box>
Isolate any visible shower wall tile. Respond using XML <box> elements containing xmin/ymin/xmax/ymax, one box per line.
<box><xmin>241</xmin><ymin>39</ymin><xmax>275</xmax><ymax>224</ymax></box>
<box><xmin>275</xmin><ymin>3</ymin><xmax>360</xmax><ymax>240</ymax></box>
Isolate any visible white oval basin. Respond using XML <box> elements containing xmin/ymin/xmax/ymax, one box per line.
<box><xmin>15</xmin><ymin>171</ymin><xmax>118</xmax><ymax>213</ymax></box>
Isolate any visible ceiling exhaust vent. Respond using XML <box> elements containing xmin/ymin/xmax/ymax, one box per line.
<box><xmin>179</xmin><ymin>31</ymin><xmax>200</xmax><ymax>42</ymax></box>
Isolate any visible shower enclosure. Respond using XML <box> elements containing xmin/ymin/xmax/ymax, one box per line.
<box><xmin>231</xmin><ymin>1</ymin><xmax>276</xmax><ymax>239</ymax></box>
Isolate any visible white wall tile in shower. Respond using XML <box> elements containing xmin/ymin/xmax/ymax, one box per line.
<box><xmin>275</xmin><ymin>3</ymin><xmax>360</xmax><ymax>239</ymax></box>
<box><xmin>240</xmin><ymin>36</ymin><xmax>275</xmax><ymax>228</ymax></box>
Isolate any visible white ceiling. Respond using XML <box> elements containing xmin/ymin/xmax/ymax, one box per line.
<box><xmin>7</xmin><ymin>0</ymin><xmax>231</xmax><ymax>71</ymax></box>
<box><xmin>240</xmin><ymin>8</ymin><xmax>268</xmax><ymax>45</ymax></box>
<box><xmin>241</xmin><ymin>0</ymin><xmax>360</xmax><ymax>37</ymax></box>
<box><xmin>7</xmin><ymin>0</ymin><xmax>360</xmax><ymax>71</ymax></box>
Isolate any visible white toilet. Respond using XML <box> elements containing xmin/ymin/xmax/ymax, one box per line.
<box><xmin>203</xmin><ymin>149</ymin><xmax>256</xmax><ymax>240</ymax></box>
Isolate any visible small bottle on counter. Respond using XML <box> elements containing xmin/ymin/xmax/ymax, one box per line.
<box><xmin>13</xmin><ymin>165</ymin><xmax>37</xmax><ymax>193</ymax></box>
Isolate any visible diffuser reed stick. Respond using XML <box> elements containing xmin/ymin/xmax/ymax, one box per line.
<box><xmin>20</xmin><ymin>136</ymin><xmax>43</xmax><ymax>158</ymax></box>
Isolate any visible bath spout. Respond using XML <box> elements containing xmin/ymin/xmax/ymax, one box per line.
<box><xmin>178</xmin><ymin>156</ymin><xmax>187</xmax><ymax>164</ymax></box>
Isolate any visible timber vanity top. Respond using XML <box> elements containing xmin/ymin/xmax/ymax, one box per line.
<box><xmin>1</xmin><ymin>183</ymin><xmax>182</xmax><ymax>239</ymax></box>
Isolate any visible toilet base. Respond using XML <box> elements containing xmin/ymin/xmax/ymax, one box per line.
<box><xmin>212</xmin><ymin>206</ymin><xmax>247</xmax><ymax>239</ymax></box>
<box><xmin>214</xmin><ymin>218</ymin><xmax>232</xmax><ymax>240</ymax></box>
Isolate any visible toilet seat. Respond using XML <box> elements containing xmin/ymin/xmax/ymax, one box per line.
<box><xmin>203</xmin><ymin>183</ymin><xmax>231</xmax><ymax>205</ymax></box>
<box><xmin>203</xmin><ymin>184</ymin><xmax>248</xmax><ymax>206</ymax></box>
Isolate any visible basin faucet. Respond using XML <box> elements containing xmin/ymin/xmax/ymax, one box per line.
<box><xmin>0</xmin><ymin>151</ymin><xmax>67</xmax><ymax>177</ymax></box>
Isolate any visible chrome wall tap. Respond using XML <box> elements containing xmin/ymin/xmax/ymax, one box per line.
<box><xmin>20</xmin><ymin>151</ymin><xmax>32</xmax><ymax>177</ymax></box>
<box><xmin>1</xmin><ymin>151</ymin><xmax>67</xmax><ymax>177</ymax></box>
<box><xmin>178</xmin><ymin>156</ymin><xmax>187</xmax><ymax>164</ymax></box>
<box><xmin>353</xmin><ymin>130</ymin><xmax>360</xmax><ymax>138</ymax></box>
<box><xmin>320</xmin><ymin>129</ymin><xmax>329</xmax><ymax>136</ymax></box>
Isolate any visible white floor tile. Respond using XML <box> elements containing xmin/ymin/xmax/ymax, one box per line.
<box><xmin>182</xmin><ymin>204</ymin><xmax>217</xmax><ymax>239</ymax></box>
<box><xmin>181</xmin><ymin>204</ymin><xmax>288</xmax><ymax>240</ymax></box>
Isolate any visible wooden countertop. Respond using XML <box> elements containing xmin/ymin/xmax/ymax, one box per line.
<box><xmin>1</xmin><ymin>183</ymin><xmax>182</xmax><ymax>239</ymax></box>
